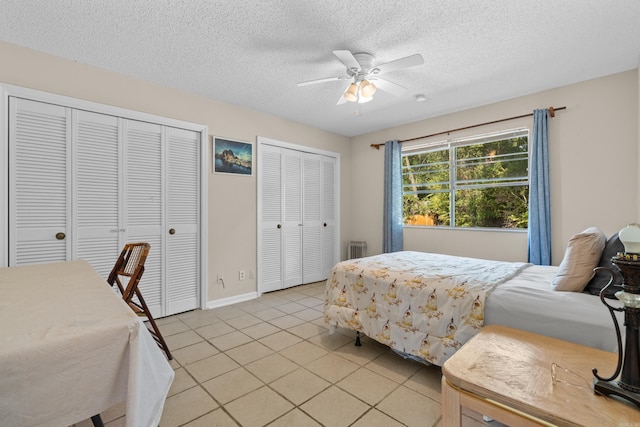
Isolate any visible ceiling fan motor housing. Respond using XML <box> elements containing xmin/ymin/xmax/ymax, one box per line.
<box><xmin>348</xmin><ymin>53</ymin><xmax>379</xmax><ymax>77</ymax></box>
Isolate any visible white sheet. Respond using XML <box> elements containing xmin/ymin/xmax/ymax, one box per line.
<box><xmin>485</xmin><ymin>265</ymin><xmax>624</xmax><ymax>353</ymax></box>
<box><xmin>0</xmin><ymin>260</ymin><xmax>174</xmax><ymax>427</ymax></box>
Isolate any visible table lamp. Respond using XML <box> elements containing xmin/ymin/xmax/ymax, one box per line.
<box><xmin>592</xmin><ymin>223</ymin><xmax>640</xmax><ymax>407</ymax></box>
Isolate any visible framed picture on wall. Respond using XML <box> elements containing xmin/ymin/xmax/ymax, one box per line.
<box><xmin>213</xmin><ymin>137</ymin><xmax>253</xmax><ymax>176</ymax></box>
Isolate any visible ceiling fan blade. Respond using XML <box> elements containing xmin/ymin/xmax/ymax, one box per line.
<box><xmin>374</xmin><ymin>54</ymin><xmax>424</xmax><ymax>74</ymax></box>
<box><xmin>333</xmin><ymin>50</ymin><xmax>360</xmax><ymax>70</ymax></box>
<box><xmin>371</xmin><ymin>77</ymin><xmax>407</xmax><ymax>96</ymax></box>
<box><xmin>335</xmin><ymin>82</ymin><xmax>352</xmax><ymax>105</ymax></box>
<box><xmin>297</xmin><ymin>76</ymin><xmax>347</xmax><ymax>86</ymax></box>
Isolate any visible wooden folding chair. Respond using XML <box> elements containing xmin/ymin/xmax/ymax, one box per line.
<box><xmin>107</xmin><ymin>242</ymin><xmax>172</xmax><ymax>360</ymax></box>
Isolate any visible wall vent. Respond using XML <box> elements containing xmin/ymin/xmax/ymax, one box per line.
<box><xmin>347</xmin><ymin>241</ymin><xmax>367</xmax><ymax>259</ymax></box>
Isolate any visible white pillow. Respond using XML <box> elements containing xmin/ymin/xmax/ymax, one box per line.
<box><xmin>552</xmin><ymin>227</ymin><xmax>606</xmax><ymax>292</ymax></box>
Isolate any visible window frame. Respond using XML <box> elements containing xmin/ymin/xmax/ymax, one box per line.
<box><xmin>401</xmin><ymin>128</ymin><xmax>530</xmax><ymax>229</ymax></box>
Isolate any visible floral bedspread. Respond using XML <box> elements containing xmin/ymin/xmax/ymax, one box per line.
<box><xmin>324</xmin><ymin>251</ymin><xmax>529</xmax><ymax>366</ymax></box>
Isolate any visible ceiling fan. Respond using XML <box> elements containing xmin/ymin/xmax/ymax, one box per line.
<box><xmin>297</xmin><ymin>50</ymin><xmax>424</xmax><ymax>105</ymax></box>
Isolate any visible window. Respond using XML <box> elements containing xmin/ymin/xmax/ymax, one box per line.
<box><xmin>402</xmin><ymin>128</ymin><xmax>529</xmax><ymax>229</ymax></box>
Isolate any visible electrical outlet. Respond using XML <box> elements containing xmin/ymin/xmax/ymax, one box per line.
<box><xmin>239</xmin><ymin>270</ymin><xmax>246</xmax><ymax>280</ymax></box>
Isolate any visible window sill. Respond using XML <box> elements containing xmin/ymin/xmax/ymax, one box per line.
<box><xmin>403</xmin><ymin>225</ymin><xmax>527</xmax><ymax>233</ymax></box>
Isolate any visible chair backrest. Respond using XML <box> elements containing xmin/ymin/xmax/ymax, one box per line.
<box><xmin>106</xmin><ymin>242</ymin><xmax>173</xmax><ymax>359</ymax></box>
<box><xmin>107</xmin><ymin>242</ymin><xmax>150</xmax><ymax>302</ymax></box>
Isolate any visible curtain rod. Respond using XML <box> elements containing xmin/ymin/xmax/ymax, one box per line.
<box><xmin>370</xmin><ymin>106</ymin><xmax>566</xmax><ymax>149</ymax></box>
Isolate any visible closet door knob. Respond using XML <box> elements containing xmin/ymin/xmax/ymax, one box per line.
<box><xmin>324</xmin><ymin>223</ymin><xmax>327</xmax><ymax>227</ymax></box>
<box><xmin>277</xmin><ymin>224</ymin><xmax>281</xmax><ymax>229</ymax></box>
<box><xmin>55</xmin><ymin>232</ymin><xmax>66</xmax><ymax>240</ymax></box>
<box><xmin>169</xmin><ymin>228</ymin><xmax>176</xmax><ymax>235</ymax></box>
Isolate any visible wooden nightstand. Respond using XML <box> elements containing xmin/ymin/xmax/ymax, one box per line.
<box><xmin>441</xmin><ymin>325</ymin><xmax>639</xmax><ymax>426</ymax></box>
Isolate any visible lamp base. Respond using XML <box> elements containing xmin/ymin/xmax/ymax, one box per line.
<box><xmin>594</xmin><ymin>379</ymin><xmax>640</xmax><ymax>408</ymax></box>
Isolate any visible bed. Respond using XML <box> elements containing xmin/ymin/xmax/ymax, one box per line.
<box><xmin>324</xmin><ymin>243</ymin><xmax>624</xmax><ymax>366</ymax></box>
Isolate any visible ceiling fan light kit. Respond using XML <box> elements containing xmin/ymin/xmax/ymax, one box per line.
<box><xmin>343</xmin><ymin>79</ymin><xmax>376</xmax><ymax>103</ymax></box>
<box><xmin>297</xmin><ymin>49</ymin><xmax>424</xmax><ymax>105</ymax></box>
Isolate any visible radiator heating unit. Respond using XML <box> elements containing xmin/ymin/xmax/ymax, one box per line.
<box><xmin>347</xmin><ymin>241</ymin><xmax>367</xmax><ymax>259</ymax></box>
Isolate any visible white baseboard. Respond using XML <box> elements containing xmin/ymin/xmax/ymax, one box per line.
<box><xmin>206</xmin><ymin>292</ymin><xmax>259</xmax><ymax>310</ymax></box>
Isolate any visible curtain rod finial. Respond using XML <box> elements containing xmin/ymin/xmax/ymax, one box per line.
<box><xmin>370</xmin><ymin>144</ymin><xmax>381</xmax><ymax>150</ymax></box>
<box><xmin>549</xmin><ymin>107</ymin><xmax>555</xmax><ymax>118</ymax></box>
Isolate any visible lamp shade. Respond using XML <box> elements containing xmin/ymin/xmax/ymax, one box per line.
<box><xmin>619</xmin><ymin>223</ymin><xmax>640</xmax><ymax>254</ymax></box>
<box><xmin>360</xmin><ymin>80</ymin><xmax>377</xmax><ymax>98</ymax></box>
<box><xmin>343</xmin><ymin>83</ymin><xmax>358</xmax><ymax>102</ymax></box>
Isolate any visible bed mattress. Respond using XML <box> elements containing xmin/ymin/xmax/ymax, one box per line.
<box><xmin>485</xmin><ymin>265</ymin><xmax>624</xmax><ymax>353</ymax></box>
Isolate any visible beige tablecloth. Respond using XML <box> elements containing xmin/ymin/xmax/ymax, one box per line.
<box><xmin>0</xmin><ymin>260</ymin><xmax>174</xmax><ymax>427</ymax></box>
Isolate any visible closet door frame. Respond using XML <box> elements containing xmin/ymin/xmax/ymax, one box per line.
<box><xmin>257</xmin><ymin>136</ymin><xmax>340</xmax><ymax>295</ymax></box>
<box><xmin>0</xmin><ymin>83</ymin><xmax>209</xmax><ymax>310</ymax></box>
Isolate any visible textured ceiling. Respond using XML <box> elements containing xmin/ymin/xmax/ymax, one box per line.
<box><xmin>1</xmin><ymin>0</ymin><xmax>639</xmax><ymax>137</ymax></box>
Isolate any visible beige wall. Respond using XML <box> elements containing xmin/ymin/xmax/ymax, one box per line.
<box><xmin>2</xmin><ymin>40</ymin><xmax>639</xmax><ymax>306</ymax></box>
<box><xmin>0</xmin><ymin>41</ymin><xmax>351</xmax><ymax>304</ymax></box>
<box><xmin>350</xmin><ymin>70</ymin><xmax>639</xmax><ymax>264</ymax></box>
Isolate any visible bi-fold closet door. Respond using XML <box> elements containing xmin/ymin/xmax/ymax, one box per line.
<box><xmin>258</xmin><ymin>140</ymin><xmax>338</xmax><ymax>294</ymax></box>
<box><xmin>302</xmin><ymin>152</ymin><xmax>338</xmax><ymax>284</ymax></box>
<box><xmin>8</xmin><ymin>96</ymin><xmax>201</xmax><ymax>317</ymax></box>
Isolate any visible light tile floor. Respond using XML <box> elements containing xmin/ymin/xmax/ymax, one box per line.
<box><xmin>75</xmin><ymin>281</ymin><xmax>496</xmax><ymax>427</ymax></box>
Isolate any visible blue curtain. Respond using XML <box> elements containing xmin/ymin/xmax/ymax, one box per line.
<box><xmin>383</xmin><ymin>140</ymin><xmax>404</xmax><ymax>253</ymax></box>
<box><xmin>528</xmin><ymin>109</ymin><xmax>551</xmax><ymax>265</ymax></box>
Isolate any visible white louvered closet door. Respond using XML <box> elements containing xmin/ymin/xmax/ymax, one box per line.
<box><xmin>124</xmin><ymin>119</ymin><xmax>164</xmax><ymax>316</ymax></box>
<box><xmin>260</xmin><ymin>144</ymin><xmax>283</xmax><ymax>293</ymax></box>
<box><xmin>166</xmin><ymin>127</ymin><xmax>200</xmax><ymax>316</ymax></box>
<box><xmin>8</xmin><ymin>95</ymin><xmax>203</xmax><ymax>317</ymax></box>
<box><xmin>74</xmin><ymin>110</ymin><xmax>121</xmax><ymax>279</ymax></box>
<box><xmin>9</xmin><ymin>98</ymin><xmax>71</xmax><ymax>265</ymax></box>
<box><xmin>283</xmin><ymin>149</ymin><xmax>303</xmax><ymax>288</ymax></box>
<box><xmin>322</xmin><ymin>155</ymin><xmax>337</xmax><ymax>278</ymax></box>
<box><xmin>258</xmin><ymin>138</ymin><xmax>339</xmax><ymax>294</ymax></box>
<box><xmin>302</xmin><ymin>153</ymin><xmax>323</xmax><ymax>283</ymax></box>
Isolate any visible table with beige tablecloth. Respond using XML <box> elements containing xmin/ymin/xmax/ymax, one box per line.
<box><xmin>0</xmin><ymin>260</ymin><xmax>174</xmax><ymax>427</ymax></box>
